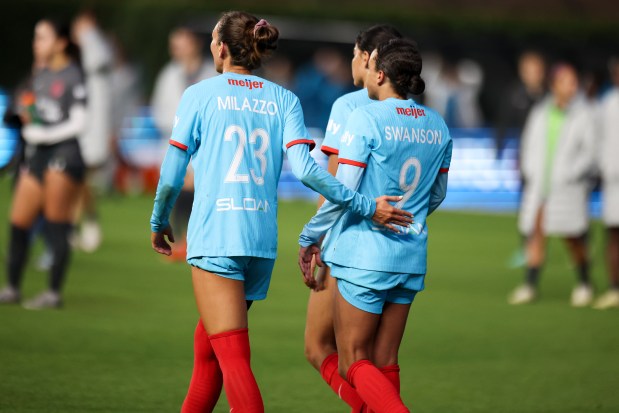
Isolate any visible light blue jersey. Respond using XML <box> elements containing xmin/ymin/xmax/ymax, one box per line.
<box><xmin>321</xmin><ymin>89</ymin><xmax>373</xmax><ymax>156</ymax></box>
<box><xmin>151</xmin><ymin>72</ymin><xmax>378</xmax><ymax>262</ymax></box>
<box><xmin>168</xmin><ymin>72</ymin><xmax>315</xmax><ymax>259</ymax></box>
<box><xmin>302</xmin><ymin>98</ymin><xmax>452</xmax><ymax>275</ymax></box>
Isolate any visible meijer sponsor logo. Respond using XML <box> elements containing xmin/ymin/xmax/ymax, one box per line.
<box><xmin>396</xmin><ymin>107</ymin><xmax>426</xmax><ymax>118</ymax></box>
<box><xmin>228</xmin><ymin>78</ymin><xmax>264</xmax><ymax>90</ymax></box>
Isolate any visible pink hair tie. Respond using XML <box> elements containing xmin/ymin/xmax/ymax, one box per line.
<box><xmin>254</xmin><ymin>19</ymin><xmax>269</xmax><ymax>36</ymax></box>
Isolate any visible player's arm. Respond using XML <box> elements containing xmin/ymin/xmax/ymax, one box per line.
<box><xmin>22</xmin><ymin>80</ymin><xmax>87</xmax><ymax>145</ymax></box>
<box><xmin>22</xmin><ymin>105</ymin><xmax>87</xmax><ymax>144</ymax></box>
<box><xmin>287</xmin><ymin>144</ymin><xmax>409</xmax><ymax>225</ymax></box>
<box><xmin>428</xmin><ymin>172</ymin><xmax>448</xmax><ymax>216</ymax></box>
<box><xmin>317</xmin><ymin>98</ymin><xmax>347</xmax><ymax>207</ymax></box>
<box><xmin>316</xmin><ymin>154</ymin><xmax>339</xmax><ymax>208</ymax></box>
<box><xmin>150</xmin><ymin>86</ymin><xmax>200</xmax><ymax>255</ymax></box>
<box><xmin>150</xmin><ymin>145</ymin><xmax>191</xmax><ymax>255</ymax></box>
<box><xmin>428</xmin><ymin>134</ymin><xmax>453</xmax><ymax>216</ymax></box>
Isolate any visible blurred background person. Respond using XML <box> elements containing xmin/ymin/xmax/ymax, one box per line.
<box><xmin>424</xmin><ymin>56</ymin><xmax>484</xmax><ymax>128</ymax></box>
<box><xmin>510</xmin><ymin>64</ymin><xmax>597</xmax><ymax>307</ymax></box>
<box><xmin>72</xmin><ymin>9</ymin><xmax>114</xmax><ymax>253</ymax></box>
<box><xmin>495</xmin><ymin>51</ymin><xmax>547</xmax><ymax>152</ymax></box>
<box><xmin>151</xmin><ymin>24</ymin><xmax>216</xmax><ymax>261</ymax></box>
<box><xmin>293</xmin><ymin>47</ymin><xmax>355</xmax><ymax>129</ymax></box>
<box><xmin>594</xmin><ymin>57</ymin><xmax>619</xmax><ymax>310</ymax></box>
<box><xmin>0</xmin><ymin>18</ymin><xmax>87</xmax><ymax>309</ymax></box>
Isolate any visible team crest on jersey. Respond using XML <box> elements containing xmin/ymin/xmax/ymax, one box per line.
<box><xmin>50</xmin><ymin>80</ymin><xmax>65</xmax><ymax>98</ymax></box>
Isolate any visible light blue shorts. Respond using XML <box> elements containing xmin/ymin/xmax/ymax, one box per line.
<box><xmin>330</xmin><ymin>263</ymin><xmax>425</xmax><ymax>314</ymax></box>
<box><xmin>188</xmin><ymin>256</ymin><xmax>275</xmax><ymax>301</ymax></box>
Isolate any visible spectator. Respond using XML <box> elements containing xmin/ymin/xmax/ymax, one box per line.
<box><xmin>293</xmin><ymin>48</ymin><xmax>355</xmax><ymax>128</ymax></box>
<box><xmin>72</xmin><ymin>9</ymin><xmax>114</xmax><ymax>252</ymax></box>
<box><xmin>424</xmin><ymin>57</ymin><xmax>484</xmax><ymax>128</ymax></box>
<box><xmin>594</xmin><ymin>58</ymin><xmax>619</xmax><ymax>309</ymax></box>
<box><xmin>509</xmin><ymin>64</ymin><xmax>597</xmax><ymax>307</ymax></box>
<box><xmin>495</xmin><ymin>51</ymin><xmax>546</xmax><ymax>152</ymax></box>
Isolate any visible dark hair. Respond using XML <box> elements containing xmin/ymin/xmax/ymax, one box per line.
<box><xmin>38</xmin><ymin>18</ymin><xmax>80</xmax><ymax>63</ymax></box>
<box><xmin>217</xmin><ymin>11</ymin><xmax>279</xmax><ymax>70</ymax></box>
<box><xmin>375</xmin><ymin>38</ymin><xmax>425</xmax><ymax>96</ymax></box>
<box><xmin>355</xmin><ymin>24</ymin><xmax>402</xmax><ymax>54</ymax></box>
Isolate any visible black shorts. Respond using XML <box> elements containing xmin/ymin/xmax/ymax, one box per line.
<box><xmin>26</xmin><ymin>138</ymin><xmax>86</xmax><ymax>183</ymax></box>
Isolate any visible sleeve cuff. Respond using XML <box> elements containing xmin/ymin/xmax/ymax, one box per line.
<box><xmin>169</xmin><ymin>139</ymin><xmax>188</xmax><ymax>151</ymax></box>
<box><xmin>321</xmin><ymin>145</ymin><xmax>339</xmax><ymax>156</ymax></box>
<box><xmin>286</xmin><ymin>139</ymin><xmax>316</xmax><ymax>151</ymax></box>
<box><xmin>339</xmin><ymin>158</ymin><xmax>367</xmax><ymax>168</ymax></box>
<box><xmin>439</xmin><ymin>168</ymin><xmax>449</xmax><ymax>173</ymax></box>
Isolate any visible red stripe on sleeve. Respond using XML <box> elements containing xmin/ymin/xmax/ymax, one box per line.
<box><xmin>286</xmin><ymin>139</ymin><xmax>316</xmax><ymax>151</ymax></box>
<box><xmin>339</xmin><ymin>158</ymin><xmax>367</xmax><ymax>168</ymax></box>
<box><xmin>439</xmin><ymin>168</ymin><xmax>449</xmax><ymax>173</ymax></box>
<box><xmin>321</xmin><ymin>145</ymin><xmax>339</xmax><ymax>156</ymax></box>
<box><xmin>169</xmin><ymin>139</ymin><xmax>188</xmax><ymax>151</ymax></box>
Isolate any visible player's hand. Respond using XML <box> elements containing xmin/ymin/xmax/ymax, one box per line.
<box><xmin>298</xmin><ymin>244</ymin><xmax>324</xmax><ymax>291</ymax></box>
<box><xmin>372</xmin><ymin>195</ymin><xmax>414</xmax><ymax>233</ymax></box>
<box><xmin>312</xmin><ymin>255</ymin><xmax>328</xmax><ymax>292</ymax></box>
<box><xmin>151</xmin><ymin>226</ymin><xmax>175</xmax><ymax>256</ymax></box>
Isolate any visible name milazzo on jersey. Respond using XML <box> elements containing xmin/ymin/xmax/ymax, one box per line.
<box><xmin>218</xmin><ymin>79</ymin><xmax>278</xmax><ymax>115</ymax></box>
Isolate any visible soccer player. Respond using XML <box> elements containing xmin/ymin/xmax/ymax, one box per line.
<box><xmin>0</xmin><ymin>18</ymin><xmax>87</xmax><ymax>308</ymax></box>
<box><xmin>304</xmin><ymin>24</ymin><xmax>403</xmax><ymax>412</ymax></box>
<box><xmin>299</xmin><ymin>39</ymin><xmax>452</xmax><ymax>413</ymax></box>
<box><xmin>149</xmin><ymin>12</ymin><xmax>412</xmax><ymax>413</ymax></box>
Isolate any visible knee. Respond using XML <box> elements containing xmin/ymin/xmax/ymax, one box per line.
<box><xmin>337</xmin><ymin>344</ymin><xmax>369</xmax><ymax>379</ymax></box>
<box><xmin>304</xmin><ymin>334</ymin><xmax>336</xmax><ymax>371</ymax></box>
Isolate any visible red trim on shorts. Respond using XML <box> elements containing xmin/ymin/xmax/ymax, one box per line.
<box><xmin>339</xmin><ymin>158</ymin><xmax>367</xmax><ymax>168</ymax></box>
<box><xmin>321</xmin><ymin>145</ymin><xmax>339</xmax><ymax>156</ymax></box>
<box><xmin>169</xmin><ymin>139</ymin><xmax>188</xmax><ymax>151</ymax></box>
<box><xmin>439</xmin><ymin>168</ymin><xmax>449</xmax><ymax>173</ymax></box>
<box><xmin>286</xmin><ymin>139</ymin><xmax>316</xmax><ymax>151</ymax></box>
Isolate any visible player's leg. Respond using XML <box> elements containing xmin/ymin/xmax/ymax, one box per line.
<box><xmin>191</xmin><ymin>265</ymin><xmax>263</xmax><ymax>413</ymax></box>
<box><xmin>181</xmin><ymin>319</ymin><xmax>223</xmax><ymax>413</ymax></box>
<box><xmin>24</xmin><ymin>167</ymin><xmax>82</xmax><ymax>309</ymax></box>
<box><xmin>564</xmin><ymin>233</ymin><xmax>593</xmax><ymax>307</ymax></box>
<box><xmin>510</xmin><ymin>206</ymin><xmax>545</xmax><ymax>304</ymax></box>
<box><xmin>76</xmin><ymin>169</ymin><xmax>102</xmax><ymax>253</ymax></box>
<box><xmin>305</xmin><ymin>270</ymin><xmax>364</xmax><ymax>411</ymax></box>
<box><xmin>334</xmin><ymin>279</ymin><xmax>409</xmax><ymax>413</ymax></box>
<box><xmin>594</xmin><ymin>227</ymin><xmax>619</xmax><ymax>309</ymax></box>
<box><xmin>0</xmin><ymin>173</ymin><xmax>44</xmax><ymax>303</ymax></box>
<box><xmin>372</xmin><ymin>301</ymin><xmax>412</xmax><ymax>392</ymax></box>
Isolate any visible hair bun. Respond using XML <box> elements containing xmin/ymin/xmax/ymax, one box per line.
<box><xmin>410</xmin><ymin>75</ymin><xmax>425</xmax><ymax>95</ymax></box>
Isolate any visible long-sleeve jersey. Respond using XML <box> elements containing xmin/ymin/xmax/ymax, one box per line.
<box><xmin>300</xmin><ymin>98</ymin><xmax>452</xmax><ymax>274</ymax></box>
<box><xmin>150</xmin><ymin>72</ymin><xmax>377</xmax><ymax>259</ymax></box>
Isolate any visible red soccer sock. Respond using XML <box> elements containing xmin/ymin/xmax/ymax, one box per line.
<box><xmin>380</xmin><ymin>364</ymin><xmax>401</xmax><ymax>393</ymax></box>
<box><xmin>209</xmin><ymin>328</ymin><xmax>264</xmax><ymax>413</ymax></box>
<box><xmin>367</xmin><ymin>365</ymin><xmax>402</xmax><ymax>413</ymax></box>
<box><xmin>181</xmin><ymin>320</ymin><xmax>223</xmax><ymax>413</ymax></box>
<box><xmin>347</xmin><ymin>360</ymin><xmax>409</xmax><ymax>413</ymax></box>
<box><xmin>320</xmin><ymin>353</ymin><xmax>365</xmax><ymax>411</ymax></box>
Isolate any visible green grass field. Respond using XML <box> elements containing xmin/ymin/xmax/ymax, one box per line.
<box><xmin>0</xmin><ymin>180</ymin><xmax>617</xmax><ymax>413</ymax></box>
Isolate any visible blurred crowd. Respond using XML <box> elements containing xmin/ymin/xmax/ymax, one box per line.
<box><xmin>0</xmin><ymin>14</ymin><xmax>618</xmax><ymax>309</ymax></box>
